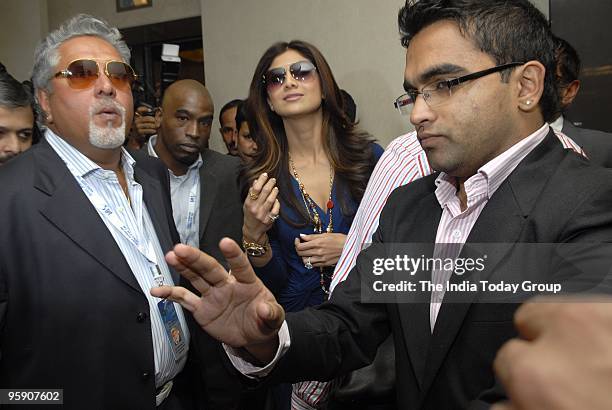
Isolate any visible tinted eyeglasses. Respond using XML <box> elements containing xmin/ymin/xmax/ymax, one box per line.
<box><xmin>53</xmin><ymin>59</ymin><xmax>137</xmax><ymax>90</ymax></box>
<box><xmin>262</xmin><ymin>60</ymin><xmax>317</xmax><ymax>91</ymax></box>
<box><xmin>394</xmin><ymin>62</ymin><xmax>525</xmax><ymax>114</ymax></box>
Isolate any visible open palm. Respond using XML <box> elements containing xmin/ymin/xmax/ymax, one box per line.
<box><xmin>151</xmin><ymin>238</ymin><xmax>285</xmax><ymax>349</ymax></box>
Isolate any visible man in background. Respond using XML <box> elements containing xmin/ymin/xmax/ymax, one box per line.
<box><xmin>549</xmin><ymin>35</ymin><xmax>612</xmax><ymax>167</ymax></box>
<box><xmin>0</xmin><ymin>70</ymin><xmax>36</xmax><ymax>165</ymax></box>
<box><xmin>218</xmin><ymin>99</ymin><xmax>241</xmax><ymax>156</ymax></box>
<box><xmin>132</xmin><ymin>79</ymin><xmax>246</xmax><ymax>409</ymax></box>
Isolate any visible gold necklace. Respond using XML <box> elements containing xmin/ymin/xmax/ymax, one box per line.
<box><xmin>289</xmin><ymin>155</ymin><xmax>335</xmax><ymax>295</ymax></box>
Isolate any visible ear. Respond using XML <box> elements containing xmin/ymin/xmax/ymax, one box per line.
<box><xmin>515</xmin><ymin>60</ymin><xmax>545</xmax><ymax>114</ymax></box>
<box><xmin>37</xmin><ymin>88</ymin><xmax>53</xmax><ymax>124</ymax></box>
<box><xmin>154</xmin><ymin>107</ymin><xmax>163</xmax><ymax>128</ymax></box>
<box><xmin>561</xmin><ymin>79</ymin><xmax>580</xmax><ymax>108</ymax></box>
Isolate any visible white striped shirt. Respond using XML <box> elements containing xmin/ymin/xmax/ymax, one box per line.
<box><xmin>147</xmin><ymin>135</ymin><xmax>203</xmax><ymax>248</ymax></box>
<box><xmin>45</xmin><ymin>129</ymin><xmax>189</xmax><ymax>388</ymax></box>
<box><xmin>293</xmin><ymin>125</ymin><xmax>583</xmax><ymax>408</ymax></box>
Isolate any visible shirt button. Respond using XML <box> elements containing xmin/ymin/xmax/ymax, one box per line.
<box><xmin>136</xmin><ymin>312</ymin><xmax>148</xmax><ymax>322</ymax></box>
<box><xmin>452</xmin><ymin>229</ymin><xmax>462</xmax><ymax>239</ymax></box>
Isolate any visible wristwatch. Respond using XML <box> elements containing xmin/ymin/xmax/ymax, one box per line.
<box><xmin>242</xmin><ymin>237</ymin><xmax>269</xmax><ymax>257</ymax></box>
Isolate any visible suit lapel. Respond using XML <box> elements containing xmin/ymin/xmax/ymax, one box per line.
<box><xmin>395</xmin><ymin>188</ymin><xmax>441</xmax><ymax>390</ymax></box>
<box><xmin>35</xmin><ymin>142</ymin><xmax>142</xmax><ymax>293</ymax></box>
<box><xmin>134</xmin><ymin>164</ymin><xmax>180</xmax><ymax>285</ymax></box>
<box><xmin>198</xmin><ymin>151</ymin><xmax>219</xmax><ymax>240</ymax></box>
<box><xmin>421</xmin><ymin>130</ymin><xmax>566</xmax><ymax>392</ymax></box>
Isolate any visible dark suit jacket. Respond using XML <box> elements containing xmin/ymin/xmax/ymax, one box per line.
<box><xmin>0</xmin><ymin>140</ymin><xmax>196</xmax><ymax>409</ymax></box>
<box><xmin>188</xmin><ymin>149</ymin><xmax>245</xmax><ymax>410</ymax></box>
<box><xmin>270</xmin><ymin>130</ymin><xmax>612</xmax><ymax>409</ymax></box>
<box><xmin>562</xmin><ymin>119</ymin><xmax>612</xmax><ymax>167</ymax></box>
<box><xmin>132</xmin><ymin>147</ymin><xmax>245</xmax><ymax>409</ymax></box>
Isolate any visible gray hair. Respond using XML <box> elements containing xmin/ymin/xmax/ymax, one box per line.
<box><xmin>0</xmin><ymin>70</ymin><xmax>33</xmax><ymax>110</ymax></box>
<box><xmin>32</xmin><ymin>14</ymin><xmax>131</xmax><ymax>94</ymax></box>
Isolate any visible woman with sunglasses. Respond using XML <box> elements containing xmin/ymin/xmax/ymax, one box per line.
<box><xmin>240</xmin><ymin>40</ymin><xmax>383</xmax><ymax>407</ymax></box>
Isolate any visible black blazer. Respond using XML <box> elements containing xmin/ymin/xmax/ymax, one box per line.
<box><xmin>562</xmin><ymin>119</ymin><xmax>612</xmax><ymax>168</ymax></box>
<box><xmin>0</xmin><ymin>140</ymin><xmax>191</xmax><ymax>409</ymax></box>
<box><xmin>271</xmin><ymin>130</ymin><xmax>612</xmax><ymax>409</ymax></box>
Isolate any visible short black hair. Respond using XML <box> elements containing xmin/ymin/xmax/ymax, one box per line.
<box><xmin>398</xmin><ymin>0</ymin><xmax>559</xmax><ymax>122</ymax></box>
<box><xmin>219</xmin><ymin>99</ymin><xmax>243</xmax><ymax>123</ymax></box>
<box><xmin>553</xmin><ymin>35</ymin><xmax>581</xmax><ymax>87</ymax></box>
<box><xmin>0</xmin><ymin>71</ymin><xmax>39</xmax><ymax>144</ymax></box>
<box><xmin>234</xmin><ymin>100</ymin><xmax>248</xmax><ymax>131</ymax></box>
<box><xmin>0</xmin><ymin>71</ymin><xmax>33</xmax><ymax>110</ymax></box>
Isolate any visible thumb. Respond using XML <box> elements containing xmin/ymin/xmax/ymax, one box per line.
<box><xmin>257</xmin><ymin>301</ymin><xmax>285</xmax><ymax>334</ymax></box>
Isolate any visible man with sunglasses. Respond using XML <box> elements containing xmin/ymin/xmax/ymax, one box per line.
<box><xmin>0</xmin><ymin>14</ymin><xmax>201</xmax><ymax>410</ymax></box>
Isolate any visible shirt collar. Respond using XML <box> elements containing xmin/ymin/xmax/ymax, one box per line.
<box><xmin>549</xmin><ymin>115</ymin><xmax>564</xmax><ymax>133</ymax></box>
<box><xmin>435</xmin><ymin>123</ymin><xmax>550</xmax><ymax>209</ymax></box>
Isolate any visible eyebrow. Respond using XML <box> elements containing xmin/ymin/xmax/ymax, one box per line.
<box><xmin>404</xmin><ymin>63</ymin><xmax>467</xmax><ymax>91</ymax></box>
<box><xmin>198</xmin><ymin>114</ymin><xmax>214</xmax><ymax>122</ymax></box>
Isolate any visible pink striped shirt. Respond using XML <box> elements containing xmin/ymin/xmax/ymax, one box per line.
<box><xmin>429</xmin><ymin>123</ymin><xmax>550</xmax><ymax>328</ymax></box>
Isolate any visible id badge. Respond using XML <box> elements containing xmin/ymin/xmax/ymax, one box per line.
<box><xmin>157</xmin><ymin>299</ymin><xmax>187</xmax><ymax>361</ymax></box>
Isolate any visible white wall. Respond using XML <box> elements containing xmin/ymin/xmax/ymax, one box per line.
<box><xmin>201</xmin><ymin>0</ymin><xmax>407</xmax><ymax>152</ymax></box>
<box><xmin>47</xmin><ymin>0</ymin><xmax>201</xmax><ymax>30</ymax></box>
<box><xmin>202</xmin><ymin>0</ymin><xmax>551</xmax><ymax>152</ymax></box>
<box><xmin>0</xmin><ymin>0</ymin><xmax>48</xmax><ymax>81</ymax></box>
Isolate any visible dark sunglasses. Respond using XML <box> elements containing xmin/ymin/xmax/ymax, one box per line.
<box><xmin>262</xmin><ymin>60</ymin><xmax>317</xmax><ymax>91</ymax></box>
<box><xmin>53</xmin><ymin>59</ymin><xmax>137</xmax><ymax>89</ymax></box>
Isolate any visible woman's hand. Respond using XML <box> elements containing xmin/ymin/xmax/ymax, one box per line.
<box><xmin>243</xmin><ymin>173</ymin><xmax>281</xmax><ymax>243</ymax></box>
<box><xmin>294</xmin><ymin>233</ymin><xmax>347</xmax><ymax>268</ymax></box>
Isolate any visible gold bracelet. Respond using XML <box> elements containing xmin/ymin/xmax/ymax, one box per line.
<box><xmin>242</xmin><ymin>236</ymin><xmax>269</xmax><ymax>257</ymax></box>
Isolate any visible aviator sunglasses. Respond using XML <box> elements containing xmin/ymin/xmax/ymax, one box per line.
<box><xmin>53</xmin><ymin>59</ymin><xmax>137</xmax><ymax>89</ymax></box>
<box><xmin>262</xmin><ymin>60</ymin><xmax>317</xmax><ymax>91</ymax></box>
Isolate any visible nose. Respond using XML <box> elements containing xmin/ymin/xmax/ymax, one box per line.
<box><xmin>409</xmin><ymin>93</ymin><xmax>435</xmax><ymax>129</ymax></box>
<box><xmin>1</xmin><ymin>133</ymin><xmax>24</xmax><ymax>154</ymax></box>
<box><xmin>94</xmin><ymin>69</ymin><xmax>117</xmax><ymax>98</ymax></box>
<box><xmin>185</xmin><ymin>120</ymin><xmax>198</xmax><ymax>138</ymax></box>
<box><xmin>283</xmin><ymin>70</ymin><xmax>298</xmax><ymax>89</ymax></box>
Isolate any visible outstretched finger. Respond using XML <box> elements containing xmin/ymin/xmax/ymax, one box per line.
<box><xmin>167</xmin><ymin>244</ymin><xmax>230</xmax><ymax>293</ymax></box>
<box><xmin>150</xmin><ymin>285</ymin><xmax>202</xmax><ymax>313</ymax></box>
<box><xmin>218</xmin><ymin>237</ymin><xmax>259</xmax><ymax>285</ymax></box>
<box><xmin>248</xmin><ymin>173</ymin><xmax>268</xmax><ymax>202</ymax></box>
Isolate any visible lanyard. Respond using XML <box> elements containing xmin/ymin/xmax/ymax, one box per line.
<box><xmin>69</xmin><ymin>165</ymin><xmax>165</xmax><ymax>286</ymax></box>
<box><xmin>184</xmin><ymin>173</ymin><xmax>199</xmax><ymax>234</ymax></box>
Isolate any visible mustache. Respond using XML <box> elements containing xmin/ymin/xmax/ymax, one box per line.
<box><xmin>89</xmin><ymin>98</ymin><xmax>127</xmax><ymax>118</ymax></box>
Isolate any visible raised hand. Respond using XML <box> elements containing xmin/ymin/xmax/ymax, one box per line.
<box><xmin>243</xmin><ymin>173</ymin><xmax>281</xmax><ymax>243</ymax></box>
<box><xmin>133</xmin><ymin>105</ymin><xmax>158</xmax><ymax>138</ymax></box>
<box><xmin>151</xmin><ymin>238</ymin><xmax>285</xmax><ymax>363</ymax></box>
